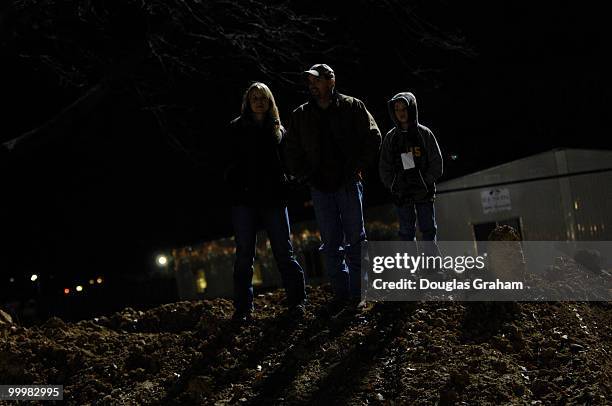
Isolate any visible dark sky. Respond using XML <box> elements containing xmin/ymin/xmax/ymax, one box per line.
<box><xmin>1</xmin><ymin>1</ymin><xmax>609</xmax><ymax>286</ymax></box>
<box><xmin>436</xmin><ymin>2</ymin><xmax>608</xmax><ymax>169</ymax></box>
<box><xmin>350</xmin><ymin>1</ymin><xmax>608</xmax><ymax>172</ymax></box>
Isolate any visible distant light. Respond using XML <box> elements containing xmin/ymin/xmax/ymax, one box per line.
<box><xmin>89</xmin><ymin>279</ymin><xmax>95</xmax><ymax>285</ymax></box>
<box><xmin>450</xmin><ymin>154</ymin><xmax>458</xmax><ymax>160</ymax></box>
<box><xmin>9</xmin><ymin>277</ymin><xmax>15</xmax><ymax>283</ymax></box>
<box><xmin>76</xmin><ymin>285</ymin><xmax>83</xmax><ymax>292</ymax></box>
<box><xmin>156</xmin><ymin>255</ymin><xmax>168</xmax><ymax>266</ymax></box>
<box><xmin>196</xmin><ymin>270</ymin><xmax>207</xmax><ymax>293</ymax></box>
<box><xmin>30</xmin><ymin>274</ymin><xmax>38</xmax><ymax>282</ymax></box>
<box><xmin>64</xmin><ymin>288</ymin><xmax>70</xmax><ymax>295</ymax></box>
<box><xmin>96</xmin><ymin>277</ymin><xmax>103</xmax><ymax>284</ymax></box>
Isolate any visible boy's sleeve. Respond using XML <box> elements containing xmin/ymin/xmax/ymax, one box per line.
<box><xmin>423</xmin><ymin>129</ymin><xmax>443</xmax><ymax>185</ymax></box>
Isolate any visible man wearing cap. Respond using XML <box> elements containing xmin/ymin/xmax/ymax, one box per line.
<box><xmin>285</xmin><ymin>64</ymin><xmax>381</xmax><ymax>303</ymax></box>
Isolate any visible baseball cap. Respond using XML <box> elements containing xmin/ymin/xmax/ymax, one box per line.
<box><xmin>303</xmin><ymin>64</ymin><xmax>335</xmax><ymax>79</ymax></box>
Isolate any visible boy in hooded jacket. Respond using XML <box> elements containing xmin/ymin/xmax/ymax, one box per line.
<box><xmin>379</xmin><ymin>92</ymin><xmax>443</xmax><ymax>253</ymax></box>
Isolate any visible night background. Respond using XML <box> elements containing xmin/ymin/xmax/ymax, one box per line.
<box><xmin>1</xmin><ymin>1</ymin><xmax>611</xmax><ymax>404</ymax></box>
<box><xmin>1</xmin><ymin>1</ymin><xmax>610</xmax><ymax>319</ymax></box>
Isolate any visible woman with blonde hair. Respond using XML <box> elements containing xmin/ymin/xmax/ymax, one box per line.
<box><xmin>224</xmin><ymin>82</ymin><xmax>306</xmax><ymax>322</ymax></box>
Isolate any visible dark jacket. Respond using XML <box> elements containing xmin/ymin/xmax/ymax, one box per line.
<box><xmin>223</xmin><ymin>116</ymin><xmax>288</xmax><ymax>206</ymax></box>
<box><xmin>379</xmin><ymin>92</ymin><xmax>443</xmax><ymax>204</ymax></box>
<box><xmin>285</xmin><ymin>92</ymin><xmax>381</xmax><ymax>192</ymax></box>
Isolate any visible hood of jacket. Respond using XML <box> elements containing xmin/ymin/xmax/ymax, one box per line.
<box><xmin>388</xmin><ymin>92</ymin><xmax>418</xmax><ymax>130</ymax></box>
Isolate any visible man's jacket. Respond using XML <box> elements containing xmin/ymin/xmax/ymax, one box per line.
<box><xmin>379</xmin><ymin>92</ymin><xmax>443</xmax><ymax>204</ymax></box>
<box><xmin>285</xmin><ymin>92</ymin><xmax>381</xmax><ymax>192</ymax></box>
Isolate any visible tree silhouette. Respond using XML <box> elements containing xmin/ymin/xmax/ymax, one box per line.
<box><xmin>4</xmin><ymin>0</ymin><xmax>470</xmax><ymax>156</ymax></box>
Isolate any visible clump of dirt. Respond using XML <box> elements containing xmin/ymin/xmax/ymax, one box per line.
<box><xmin>1</xmin><ymin>284</ymin><xmax>610</xmax><ymax>405</ymax></box>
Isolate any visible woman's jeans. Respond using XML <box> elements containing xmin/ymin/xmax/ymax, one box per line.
<box><xmin>310</xmin><ymin>181</ymin><xmax>366</xmax><ymax>299</ymax></box>
<box><xmin>232</xmin><ymin>205</ymin><xmax>306</xmax><ymax>312</ymax></box>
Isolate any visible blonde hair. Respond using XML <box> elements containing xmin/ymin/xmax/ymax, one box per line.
<box><xmin>241</xmin><ymin>82</ymin><xmax>283</xmax><ymax>143</ymax></box>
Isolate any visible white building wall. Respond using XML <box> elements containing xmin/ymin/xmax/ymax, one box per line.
<box><xmin>434</xmin><ymin>149</ymin><xmax>612</xmax><ymax>241</ymax></box>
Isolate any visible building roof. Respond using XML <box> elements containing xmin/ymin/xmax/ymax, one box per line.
<box><xmin>437</xmin><ymin>148</ymin><xmax>612</xmax><ymax>192</ymax></box>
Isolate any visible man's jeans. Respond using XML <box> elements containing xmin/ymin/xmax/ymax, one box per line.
<box><xmin>311</xmin><ymin>181</ymin><xmax>366</xmax><ymax>298</ymax></box>
<box><xmin>395</xmin><ymin>201</ymin><xmax>441</xmax><ymax>257</ymax></box>
<box><xmin>232</xmin><ymin>206</ymin><xmax>306</xmax><ymax>312</ymax></box>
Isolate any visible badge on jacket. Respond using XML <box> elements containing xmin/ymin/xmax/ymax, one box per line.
<box><xmin>401</xmin><ymin>152</ymin><xmax>416</xmax><ymax>170</ymax></box>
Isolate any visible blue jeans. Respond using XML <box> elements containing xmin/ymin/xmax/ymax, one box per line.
<box><xmin>395</xmin><ymin>201</ymin><xmax>441</xmax><ymax>257</ymax></box>
<box><xmin>232</xmin><ymin>206</ymin><xmax>306</xmax><ymax>312</ymax></box>
<box><xmin>310</xmin><ymin>181</ymin><xmax>366</xmax><ymax>298</ymax></box>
